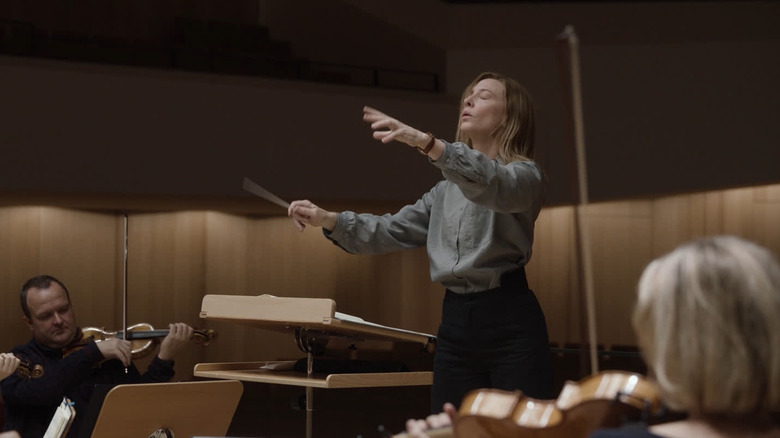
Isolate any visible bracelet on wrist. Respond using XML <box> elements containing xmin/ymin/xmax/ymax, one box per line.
<box><xmin>417</xmin><ymin>133</ymin><xmax>436</xmax><ymax>155</ymax></box>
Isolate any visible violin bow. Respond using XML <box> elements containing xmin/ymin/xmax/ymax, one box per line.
<box><xmin>557</xmin><ymin>25</ymin><xmax>599</xmax><ymax>375</ymax></box>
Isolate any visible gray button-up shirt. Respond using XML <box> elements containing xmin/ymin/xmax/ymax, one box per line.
<box><xmin>325</xmin><ymin>141</ymin><xmax>545</xmax><ymax>293</ymax></box>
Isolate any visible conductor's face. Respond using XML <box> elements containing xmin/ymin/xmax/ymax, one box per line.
<box><xmin>24</xmin><ymin>283</ymin><xmax>77</xmax><ymax>349</ymax></box>
<box><xmin>460</xmin><ymin>78</ymin><xmax>507</xmax><ymax>138</ymax></box>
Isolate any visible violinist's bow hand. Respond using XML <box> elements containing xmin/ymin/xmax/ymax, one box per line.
<box><xmin>96</xmin><ymin>338</ymin><xmax>132</xmax><ymax>367</ymax></box>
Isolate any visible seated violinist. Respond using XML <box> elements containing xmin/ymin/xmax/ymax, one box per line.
<box><xmin>403</xmin><ymin>235</ymin><xmax>780</xmax><ymax>438</ymax></box>
<box><xmin>590</xmin><ymin>235</ymin><xmax>780</xmax><ymax>438</ymax></box>
<box><xmin>0</xmin><ymin>275</ymin><xmax>194</xmax><ymax>438</ymax></box>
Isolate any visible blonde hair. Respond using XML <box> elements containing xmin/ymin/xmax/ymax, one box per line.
<box><xmin>633</xmin><ymin>235</ymin><xmax>780</xmax><ymax>418</ymax></box>
<box><xmin>455</xmin><ymin>72</ymin><xmax>535</xmax><ymax>163</ymax></box>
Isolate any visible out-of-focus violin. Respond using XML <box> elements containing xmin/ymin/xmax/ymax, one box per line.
<box><xmin>454</xmin><ymin>371</ymin><xmax>661</xmax><ymax>438</ymax></box>
<box><xmin>15</xmin><ymin>358</ymin><xmax>44</xmax><ymax>379</ymax></box>
<box><xmin>390</xmin><ymin>371</ymin><xmax>661</xmax><ymax>438</ymax></box>
<box><xmin>65</xmin><ymin>323</ymin><xmax>217</xmax><ymax>359</ymax></box>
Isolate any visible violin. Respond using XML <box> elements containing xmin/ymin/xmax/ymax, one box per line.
<box><xmin>15</xmin><ymin>358</ymin><xmax>44</xmax><ymax>379</ymax></box>
<box><xmin>65</xmin><ymin>323</ymin><xmax>217</xmax><ymax>359</ymax></box>
<box><xmin>454</xmin><ymin>371</ymin><xmax>661</xmax><ymax>438</ymax></box>
<box><xmin>390</xmin><ymin>371</ymin><xmax>661</xmax><ymax>438</ymax></box>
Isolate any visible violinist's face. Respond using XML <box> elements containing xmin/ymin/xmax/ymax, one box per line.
<box><xmin>24</xmin><ymin>283</ymin><xmax>77</xmax><ymax>349</ymax></box>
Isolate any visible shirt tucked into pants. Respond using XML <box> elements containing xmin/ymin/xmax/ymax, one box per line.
<box><xmin>431</xmin><ymin>268</ymin><xmax>554</xmax><ymax>413</ymax></box>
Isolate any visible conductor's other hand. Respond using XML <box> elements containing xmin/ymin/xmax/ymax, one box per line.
<box><xmin>158</xmin><ymin>323</ymin><xmax>193</xmax><ymax>361</ymax></box>
<box><xmin>362</xmin><ymin>106</ymin><xmax>430</xmax><ymax>150</ymax></box>
<box><xmin>404</xmin><ymin>402</ymin><xmax>458</xmax><ymax>437</ymax></box>
<box><xmin>96</xmin><ymin>338</ymin><xmax>132</xmax><ymax>367</ymax></box>
<box><xmin>288</xmin><ymin>200</ymin><xmax>338</xmax><ymax>232</ymax></box>
<box><xmin>0</xmin><ymin>353</ymin><xmax>21</xmax><ymax>381</ymax></box>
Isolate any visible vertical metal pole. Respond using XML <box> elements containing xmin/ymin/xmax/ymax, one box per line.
<box><xmin>122</xmin><ymin>214</ymin><xmax>129</xmax><ymax>373</ymax></box>
<box><xmin>560</xmin><ymin>25</ymin><xmax>599</xmax><ymax>374</ymax></box>
<box><xmin>306</xmin><ymin>351</ymin><xmax>314</xmax><ymax>438</ymax></box>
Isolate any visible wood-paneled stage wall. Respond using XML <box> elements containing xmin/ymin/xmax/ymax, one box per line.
<box><xmin>1</xmin><ymin>183</ymin><xmax>779</xmax><ymax>381</ymax></box>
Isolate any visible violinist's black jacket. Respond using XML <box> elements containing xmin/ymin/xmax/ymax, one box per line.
<box><xmin>1</xmin><ymin>334</ymin><xmax>174</xmax><ymax>438</ymax></box>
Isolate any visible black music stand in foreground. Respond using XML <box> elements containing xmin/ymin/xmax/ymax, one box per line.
<box><xmin>88</xmin><ymin>380</ymin><xmax>243</xmax><ymax>438</ymax></box>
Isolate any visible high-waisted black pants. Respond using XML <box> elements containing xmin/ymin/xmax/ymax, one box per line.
<box><xmin>431</xmin><ymin>268</ymin><xmax>554</xmax><ymax>413</ymax></box>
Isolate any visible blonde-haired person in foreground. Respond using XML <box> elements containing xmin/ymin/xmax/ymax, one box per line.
<box><xmin>590</xmin><ymin>235</ymin><xmax>780</xmax><ymax>438</ymax></box>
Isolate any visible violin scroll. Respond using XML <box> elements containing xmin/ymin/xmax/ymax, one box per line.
<box><xmin>191</xmin><ymin>328</ymin><xmax>217</xmax><ymax>347</ymax></box>
<box><xmin>15</xmin><ymin>359</ymin><xmax>44</xmax><ymax>379</ymax></box>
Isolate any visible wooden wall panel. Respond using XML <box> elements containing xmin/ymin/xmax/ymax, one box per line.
<box><xmin>39</xmin><ymin>208</ymin><xmax>121</xmax><ymax>334</ymax></box>
<box><xmin>203</xmin><ymin>214</ymin><xmax>257</xmax><ymax>362</ymax></box>
<box><xmin>124</xmin><ymin>212</ymin><xmax>209</xmax><ymax>378</ymax></box>
<box><xmin>652</xmin><ymin>194</ymin><xmax>707</xmax><ymax>254</ymax></box>
<box><xmin>2</xmin><ymin>183</ymin><xmax>779</xmax><ymax>374</ymax></box>
<box><xmin>701</xmin><ymin>191</ymin><xmax>726</xmax><ymax>236</ymax></box>
<box><xmin>531</xmin><ymin>202</ymin><xmax>656</xmax><ymax>347</ymax></box>
<box><xmin>0</xmin><ymin>207</ymin><xmax>43</xmax><ymax>350</ymax></box>
<box><xmin>721</xmin><ymin>187</ymin><xmax>759</xmax><ymax>239</ymax></box>
<box><xmin>585</xmin><ymin>201</ymin><xmax>653</xmax><ymax>347</ymax></box>
<box><xmin>532</xmin><ymin>184</ymin><xmax>780</xmax><ymax>349</ymax></box>
<box><xmin>754</xmin><ymin>185</ymin><xmax>780</xmax><ymax>251</ymax></box>
<box><xmin>0</xmin><ymin>207</ymin><xmax>120</xmax><ymax>352</ymax></box>
<box><xmin>202</xmin><ymin>213</ymin><xmax>308</xmax><ymax>365</ymax></box>
<box><xmin>528</xmin><ymin>206</ymin><xmax>579</xmax><ymax>345</ymax></box>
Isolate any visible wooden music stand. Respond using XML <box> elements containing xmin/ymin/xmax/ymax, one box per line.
<box><xmin>88</xmin><ymin>380</ymin><xmax>243</xmax><ymax>438</ymax></box>
<box><xmin>195</xmin><ymin>294</ymin><xmax>436</xmax><ymax>438</ymax></box>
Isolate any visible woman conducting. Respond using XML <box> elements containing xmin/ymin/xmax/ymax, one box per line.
<box><xmin>288</xmin><ymin>72</ymin><xmax>553</xmax><ymax>414</ymax></box>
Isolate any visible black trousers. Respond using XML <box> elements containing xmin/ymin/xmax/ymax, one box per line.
<box><xmin>430</xmin><ymin>268</ymin><xmax>554</xmax><ymax>413</ymax></box>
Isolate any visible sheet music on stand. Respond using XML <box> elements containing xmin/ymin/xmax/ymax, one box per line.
<box><xmin>44</xmin><ymin>397</ymin><xmax>75</xmax><ymax>438</ymax></box>
<box><xmin>197</xmin><ymin>294</ymin><xmax>436</xmax><ymax>438</ymax></box>
<box><xmin>332</xmin><ymin>311</ymin><xmax>435</xmax><ymax>339</ymax></box>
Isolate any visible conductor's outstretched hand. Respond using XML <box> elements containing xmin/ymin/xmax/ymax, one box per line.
<box><xmin>362</xmin><ymin>106</ymin><xmax>431</xmax><ymax>150</ymax></box>
<box><xmin>288</xmin><ymin>200</ymin><xmax>338</xmax><ymax>232</ymax></box>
